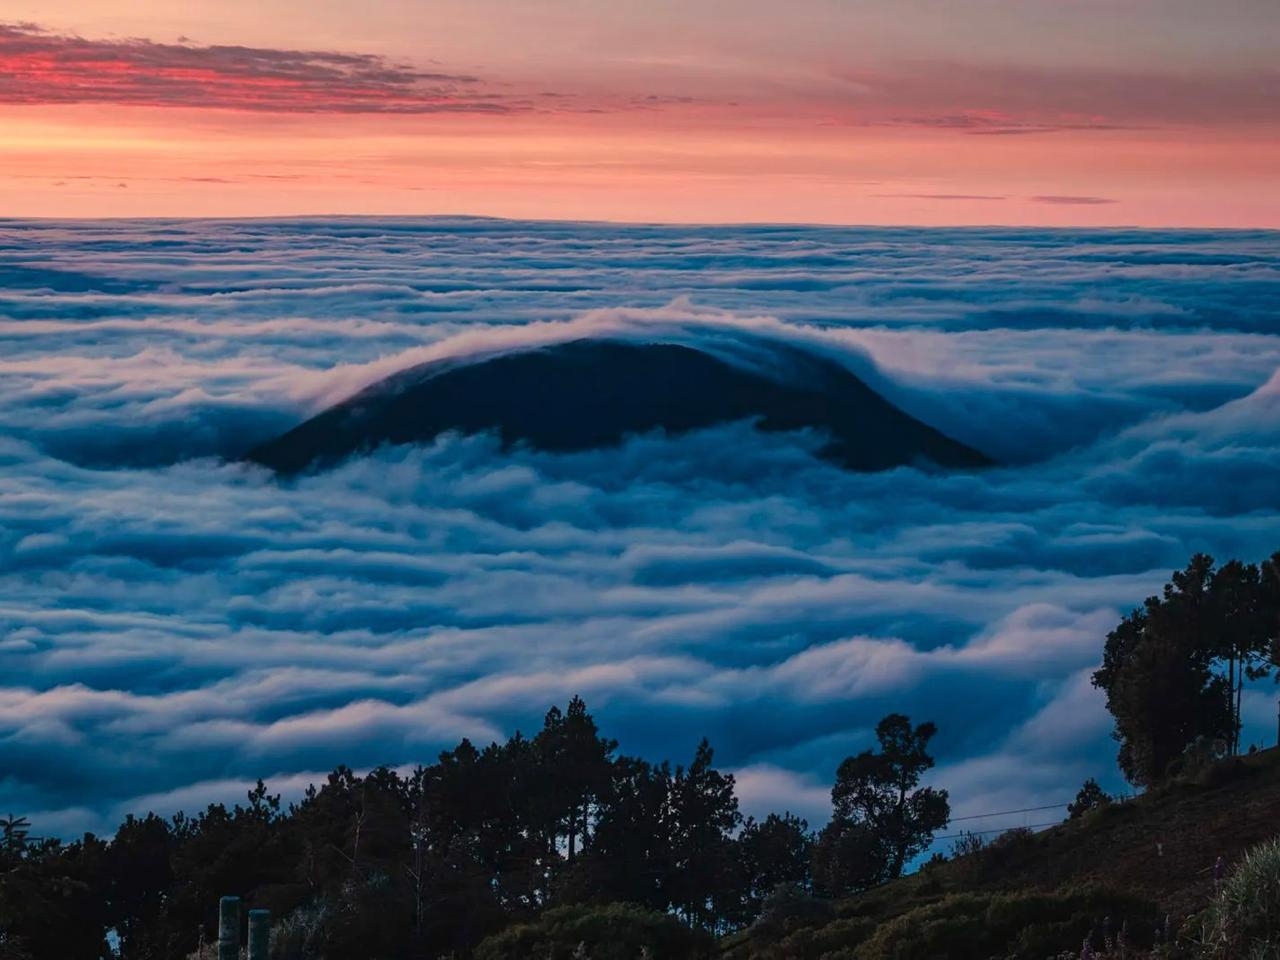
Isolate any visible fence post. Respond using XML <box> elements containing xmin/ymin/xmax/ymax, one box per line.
<box><xmin>248</xmin><ymin>908</ymin><xmax>271</xmax><ymax>960</ymax></box>
<box><xmin>218</xmin><ymin>896</ymin><xmax>240</xmax><ymax>960</ymax></box>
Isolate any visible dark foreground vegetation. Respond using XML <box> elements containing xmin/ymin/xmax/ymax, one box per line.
<box><xmin>0</xmin><ymin>702</ymin><xmax>947</xmax><ymax>960</ymax></box>
<box><xmin>724</xmin><ymin>746</ymin><xmax>1280</xmax><ymax>960</ymax></box>
<box><xmin>2</xmin><ymin>549</ymin><xmax>1277</xmax><ymax>959</ymax></box>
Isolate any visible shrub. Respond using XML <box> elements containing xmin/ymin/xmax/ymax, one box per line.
<box><xmin>951</xmin><ymin>831</ymin><xmax>986</xmax><ymax>859</ymax></box>
<box><xmin>1198</xmin><ymin>836</ymin><xmax>1280</xmax><ymax>959</ymax></box>
<box><xmin>989</xmin><ymin>826</ymin><xmax>1036</xmax><ymax>850</ymax></box>
<box><xmin>1167</xmin><ymin>736</ymin><xmax>1227</xmax><ymax>783</ymax></box>
<box><xmin>269</xmin><ymin>901</ymin><xmax>329</xmax><ymax>960</ymax></box>
<box><xmin>1195</xmin><ymin>755</ymin><xmax>1259</xmax><ymax>790</ymax></box>
<box><xmin>914</xmin><ymin>872</ymin><xmax>944</xmax><ymax>896</ymax></box>
<box><xmin>268</xmin><ymin>877</ymin><xmax>415</xmax><ymax>960</ymax></box>
<box><xmin>1068</xmin><ymin>779</ymin><xmax>1113</xmax><ymax>819</ymax></box>
<box><xmin>787</xmin><ymin>915</ymin><xmax>878</xmax><ymax>959</ymax></box>
<box><xmin>848</xmin><ymin>887</ymin><xmax>1156</xmax><ymax>960</ymax></box>
<box><xmin>747</xmin><ymin>883</ymin><xmax>835</xmax><ymax>943</ymax></box>
<box><xmin>474</xmin><ymin>902</ymin><xmax>713</xmax><ymax>960</ymax></box>
<box><xmin>851</xmin><ymin>893</ymin><xmax>993</xmax><ymax>960</ymax></box>
<box><xmin>954</xmin><ymin>826</ymin><xmax>1039</xmax><ymax>886</ymax></box>
<box><xmin>1086</xmin><ymin>797</ymin><xmax>1135</xmax><ymax>824</ymax></box>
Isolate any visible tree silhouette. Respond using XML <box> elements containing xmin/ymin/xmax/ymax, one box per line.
<box><xmin>0</xmin><ymin>699</ymin><xmax>962</xmax><ymax>953</ymax></box>
<box><xmin>1092</xmin><ymin>553</ymin><xmax>1268</xmax><ymax>785</ymax></box>
<box><xmin>818</xmin><ymin>713</ymin><xmax>950</xmax><ymax>888</ymax></box>
<box><xmin>1265</xmin><ymin>552</ymin><xmax>1280</xmax><ymax>670</ymax></box>
<box><xmin>0</xmin><ymin>815</ymin><xmax>30</xmax><ymax>855</ymax></box>
<box><xmin>733</xmin><ymin>812</ymin><xmax>812</xmax><ymax>921</ymax></box>
<box><xmin>533</xmin><ymin>696</ymin><xmax>617</xmax><ymax>865</ymax></box>
<box><xmin>567</xmin><ymin>754</ymin><xmax>674</xmax><ymax>912</ymax></box>
<box><xmin>1067</xmin><ymin>778</ymin><xmax>1112</xmax><ymax>819</ymax></box>
<box><xmin>669</xmin><ymin>739</ymin><xmax>741</xmax><ymax>930</ymax></box>
<box><xmin>812</xmin><ymin>818</ymin><xmax>887</xmax><ymax>897</ymax></box>
<box><xmin>1211</xmin><ymin>558</ymin><xmax>1274</xmax><ymax>753</ymax></box>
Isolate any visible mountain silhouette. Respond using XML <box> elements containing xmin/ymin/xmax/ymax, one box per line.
<box><xmin>246</xmin><ymin>338</ymin><xmax>991</xmax><ymax>474</ymax></box>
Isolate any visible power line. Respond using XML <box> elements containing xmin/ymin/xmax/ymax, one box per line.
<box><xmin>947</xmin><ymin>801</ymin><xmax>1069</xmax><ymax>823</ymax></box>
<box><xmin>943</xmin><ymin>792</ymin><xmax>1139</xmax><ymax>829</ymax></box>
<box><xmin>929</xmin><ymin>821</ymin><xmax>1062</xmax><ymax>844</ymax></box>
<box><xmin>924</xmin><ymin>791</ymin><xmax>1142</xmax><ymax>849</ymax></box>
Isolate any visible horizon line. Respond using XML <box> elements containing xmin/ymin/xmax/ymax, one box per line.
<box><xmin>1</xmin><ymin>213</ymin><xmax>1276</xmax><ymax>233</ymax></box>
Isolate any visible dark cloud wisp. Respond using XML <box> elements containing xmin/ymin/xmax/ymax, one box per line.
<box><xmin>1032</xmin><ymin>195</ymin><xmax>1118</xmax><ymax>206</ymax></box>
<box><xmin>0</xmin><ymin>22</ymin><xmax>520</xmax><ymax>114</ymax></box>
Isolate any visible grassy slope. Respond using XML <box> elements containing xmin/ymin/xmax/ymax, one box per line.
<box><xmin>946</xmin><ymin>747</ymin><xmax>1280</xmax><ymax>917</ymax></box>
<box><xmin>722</xmin><ymin>747</ymin><xmax>1280</xmax><ymax>957</ymax></box>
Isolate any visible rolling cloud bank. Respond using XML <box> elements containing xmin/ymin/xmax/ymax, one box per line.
<box><xmin>2</xmin><ymin>218</ymin><xmax>1279</xmax><ymax>842</ymax></box>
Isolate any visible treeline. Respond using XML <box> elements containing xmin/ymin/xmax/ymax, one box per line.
<box><xmin>1093</xmin><ymin>550</ymin><xmax>1280</xmax><ymax>785</ymax></box>
<box><xmin>0</xmin><ymin>704</ymin><xmax>948</xmax><ymax>960</ymax></box>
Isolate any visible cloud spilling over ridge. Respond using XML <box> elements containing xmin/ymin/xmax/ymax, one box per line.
<box><xmin>5</xmin><ymin>218</ymin><xmax>1279</xmax><ymax>468</ymax></box>
<box><xmin>1</xmin><ymin>218</ymin><xmax>1279</xmax><ymax>838</ymax></box>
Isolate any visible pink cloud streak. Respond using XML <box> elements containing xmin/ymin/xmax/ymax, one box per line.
<box><xmin>0</xmin><ymin>22</ymin><xmax>524</xmax><ymax>114</ymax></box>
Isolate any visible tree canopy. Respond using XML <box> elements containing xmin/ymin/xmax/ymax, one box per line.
<box><xmin>0</xmin><ymin>701</ymin><xmax>952</xmax><ymax>959</ymax></box>
<box><xmin>1092</xmin><ymin>551</ymin><xmax>1280</xmax><ymax>785</ymax></box>
<box><xmin>813</xmin><ymin>713</ymin><xmax>950</xmax><ymax>895</ymax></box>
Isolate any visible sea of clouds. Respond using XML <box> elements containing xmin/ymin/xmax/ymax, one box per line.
<box><xmin>2</xmin><ymin>218</ymin><xmax>1279</xmax><ymax>844</ymax></box>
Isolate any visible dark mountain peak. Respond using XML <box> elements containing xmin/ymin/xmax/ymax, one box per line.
<box><xmin>246</xmin><ymin>337</ymin><xmax>991</xmax><ymax>474</ymax></box>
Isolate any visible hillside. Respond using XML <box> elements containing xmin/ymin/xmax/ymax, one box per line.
<box><xmin>246</xmin><ymin>338</ymin><xmax>991</xmax><ymax>474</ymax></box>
<box><xmin>721</xmin><ymin>747</ymin><xmax>1280</xmax><ymax>959</ymax></box>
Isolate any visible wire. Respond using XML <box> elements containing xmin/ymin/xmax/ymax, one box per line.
<box><xmin>918</xmin><ymin>791</ymin><xmax>1141</xmax><ymax>850</ymax></box>
<box><xmin>929</xmin><ymin>821</ymin><xmax>1062</xmax><ymax>843</ymax></box>
<box><xmin>947</xmin><ymin>802</ymin><xmax>1069</xmax><ymax>823</ymax></box>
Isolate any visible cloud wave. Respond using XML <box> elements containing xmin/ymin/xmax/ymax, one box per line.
<box><xmin>1</xmin><ymin>218</ymin><xmax>1278</xmax><ymax>838</ymax></box>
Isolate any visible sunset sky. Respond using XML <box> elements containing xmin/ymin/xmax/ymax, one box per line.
<box><xmin>2</xmin><ymin>0</ymin><xmax>1278</xmax><ymax>225</ymax></box>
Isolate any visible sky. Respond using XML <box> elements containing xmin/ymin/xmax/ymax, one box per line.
<box><xmin>2</xmin><ymin>0</ymin><xmax>1278</xmax><ymax>224</ymax></box>
<box><xmin>3</xmin><ymin>219</ymin><xmax>1279</xmax><ymax>840</ymax></box>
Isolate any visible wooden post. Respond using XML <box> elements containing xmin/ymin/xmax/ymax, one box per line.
<box><xmin>248</xmin><ymin>909</ymin><xmax>270</xmax><ymax>960</ymax></box>
<box><xmin>218</xmin><ymin>896</ymin><xmax>240</xmax><ymax>960</ymax></box>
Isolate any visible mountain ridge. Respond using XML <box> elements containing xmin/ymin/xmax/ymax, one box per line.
<box><xmin>246</xmin><ymin>338</ymin><xmax>992</xmax><ymax>475</ymax></box>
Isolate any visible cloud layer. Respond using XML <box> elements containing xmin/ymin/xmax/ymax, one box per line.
<box><xmin>1</xmin><ymin>218</ymin><xmax>1278</xmax><ymax>840</ymax></box>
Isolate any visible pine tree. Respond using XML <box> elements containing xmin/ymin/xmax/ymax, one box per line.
<box><xmin>817</xmin><ymin>714</ymin><xmax>949</xmax><ymax>888</ymax></box>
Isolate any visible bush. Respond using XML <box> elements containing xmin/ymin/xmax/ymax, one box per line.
<box><xmin>952</xmin><ymin>826</ymin><xmax>1039</xmax><ymax>887</ymax></box>
<box><xmin>1167</xmin><ymin>736</ymin><xmax>1228</xmax><ymax>783</ymax></box>
<box><xmin>847</xmin><ymin>887</ymin><xmax>1157</xmax><ymax>960</ymax></box>
<box><xmin>747</xmin><ymin>883</ymin><xmax>835</xmax><ymax>943</ymax></box>
<box><xmin>269</xmin><ymin>901</ymin><xmax>329</xmax><ymax>960</ymax></box>
<box><xmin>1068</xmin><ymin>779</ymin><xmax>1113</xmax><ymax>819</ymax></box>
<box><xmin>791</xmin><ymin>915</ymin><xmax>878</xmax><ymax>958</ymax></box>
<box><xmin>1199</xmin><ymin>836</ymin><xmax>1280</xmax><ymax>959</ymax></box>
<box><xmin>989</xmin><ymin>826</ymin><xmax>1036</xmax><ymax>850</ymax></box>
<box><xmin>1195</xmin><ymin>755</ymin><xmax>1259</xmax><ymax>790</ymax></box>
<box><xmin>473</xmin><ymin>902</ymin><xmax>713</xmax><ymax>960</ymax></box>
<box><xmin>268</xmin><ymin>877</ymin><xmax>415</xmax><ymax>960</ymax></box>
<box><xmin>951</xmin><ymin>831</ymin><xmax>985</xmax><ymax>859</ymax></box>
